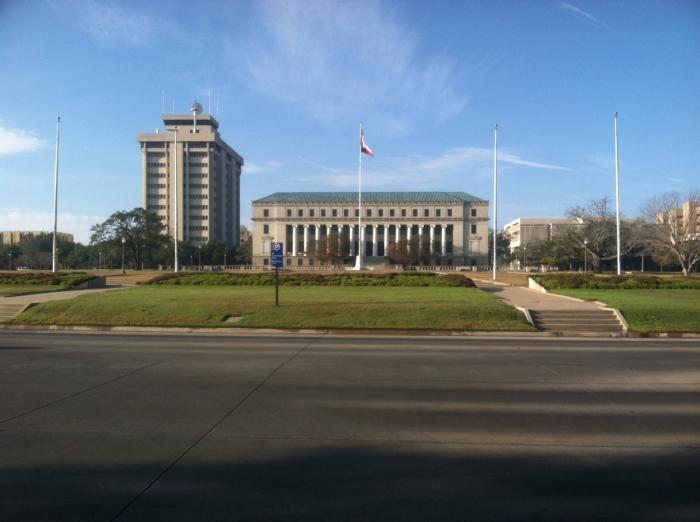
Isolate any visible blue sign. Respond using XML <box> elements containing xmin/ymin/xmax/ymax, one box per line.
<box><xmin>271</xmin><ymin>242</ymin><xmax>284</xmax><ymax>268</ymax></box>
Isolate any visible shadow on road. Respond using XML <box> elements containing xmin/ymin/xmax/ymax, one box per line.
<box><xmin>2</xmin><ymin>446</ymin><xmax>699</xmax><ymax>521</ymax></box>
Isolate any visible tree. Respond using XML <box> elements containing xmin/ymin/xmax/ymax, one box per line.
<box><xmin>90</xmin><ymin>208</ymin><xmax>169</xmax><ymax>269</ymax></box>
<box><xmin>418</xmin><ymin>234</ymin><xmax>431</xmax><ymax>265</ymax></box>
<box><xmin>641</xmin><ymin>190</ymin><xmax>700</xmax><ymax>276</ymax></box>
<box><xmin>233</xmin><ymin>238</ymin><xmax>252</xmax><ymax>265</ymax></box>
<box><xmin>339</xmin><ymin>228</ymin><xmax>351</xmax><ymax>260</ymax></box>
<box><xmin>565</xmin><ymin>197</ymin><xmax>636</xmax><ymax>273</ymax></box>
<box><xmin>488</xmin><ymin>230</ymin><xmax>510</xmax><ymax>265</ymax></box>
<box><xmin>327</xmin><ymin>231</ymin><xmax>340</xmax><ymax>264</ymax></box>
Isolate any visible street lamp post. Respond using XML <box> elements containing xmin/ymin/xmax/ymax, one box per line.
<box><xmin>224</xmin><ymin>252</ymin><xmax>227</xmax><ymax>269</ymax></box>
<box><xmin>198</xmin><ymin>245</ymin><xmax>202</xmax><ymax>269</ymax></box>
<box><xmin>8</xmin><ymin>252</ymin><xmax>12</xmax><ymax>271</ymax></box>
<box><xmin>98</xmin><ymin>251</ymin><xmax>102</xmax><ymax>270</ymax></box>
<box><xmin>121</xmin><ymin>238</ymin><xmax>126</xmax><ymax>274</ymax></box>
<box><xmin>523</xmin><ymin>246</ymin><xmax>527</xmax><ymax>272</ymax></box>
<box><xmin>584</xmin><ymin>239</ymin><xmax>588</xmax><ymax>273</ymax></box>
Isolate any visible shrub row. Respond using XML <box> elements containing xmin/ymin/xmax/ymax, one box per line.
<box><xmin>0</xmin><ymin>272</ymin><xmax>95</xmax><ymax>288</ymax></box>
<box><xmin>534</xmin><ymin>273</ymin><xmax>700</xmax><ymax>290</ymax></box>
<box><xmin>146</xmin><ymin>272</ymin><xmax>476</xmax><ymax>288</ymax></box>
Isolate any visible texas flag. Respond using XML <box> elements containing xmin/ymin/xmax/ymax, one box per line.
<box><xmin>360</xmin><ymin>127</ymin><xmax>374</xmax><ymax>156</ymax></box>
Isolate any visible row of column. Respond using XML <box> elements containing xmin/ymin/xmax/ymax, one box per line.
<box><xmin>290</xmin><ymin>224</ymin><xmax>449</xmax><ymax>256</ymax></box>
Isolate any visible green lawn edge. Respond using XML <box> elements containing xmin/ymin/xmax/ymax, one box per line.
<box><xmin>10</xmin><ymin>286</ymin><xmax>535</xmax><ymax>332</ymax></box>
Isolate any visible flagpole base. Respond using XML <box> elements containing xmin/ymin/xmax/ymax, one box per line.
<box><xmin>352</xmin><ymin>255</ymin><xmax>366</xmax><ymax>271</ymax></box>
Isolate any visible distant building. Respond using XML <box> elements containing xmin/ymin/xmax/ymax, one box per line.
<box><xmin>137</xmin><ymin>113</ymin><xmax>244</xmax><ymax>247</ymax></box>
<box><xmin>503</xmin><ymin>218</ymin><xmax>581</xmax><ymax>252</ymax></box>
<box><xmin>657</xmin><ymin>201</ymin><xmax>699</xmax><ymax>239</ymax></box>
<box><xmin>251</xmin><ymin>191</ymin><xmax>489</xmax><ymax>267</ymax></box>
<box><xmin>240</xmin><ymin>225</ymin><xmax>251</xmax><ymax>244</ymax></box>
<box><xmin>0</xmin><ymin>231</ymin><xmax>74</xmax><ymax>246</ymax></box>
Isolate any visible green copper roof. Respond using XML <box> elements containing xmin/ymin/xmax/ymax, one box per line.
<box><xmin>254</xmin><ymin>192</ymin><xmax>487</xmax><ymax>204</ymax></box>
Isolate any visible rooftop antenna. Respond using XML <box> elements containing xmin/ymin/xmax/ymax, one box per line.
<box><xmin>191</xmin><ymin>100</ymin><xmax>203</xmax><ymax>133</ymax></box>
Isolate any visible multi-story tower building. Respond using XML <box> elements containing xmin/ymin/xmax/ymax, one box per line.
<box><xmin>502</xmin><ymin>218</ymin><xmax>582</xmax><ymax>252</ymax></box>
<box><xmin>251</xmin><ymin>192</ymin><xmax>489</xmax><ymax>267</ymax></box>
<box><xmin>138</xmin><ymin>113</ymin><xmax>244</xmax><ymax>246</ymax></box>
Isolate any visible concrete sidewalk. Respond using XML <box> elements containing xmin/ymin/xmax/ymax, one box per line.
<box><xmin>1</xmin><ymin>285</ymin><xmax>127</xmax><ymax>306</ymax></box>
<box><xmin>474</xmin><ymin>281</ymin><xmax>600</xmax><ymax>311</ymax></box>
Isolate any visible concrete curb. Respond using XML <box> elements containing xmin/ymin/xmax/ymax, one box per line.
<box><xmin>2</xmin><ymin>323</ymin><xmax>699</xmax><ymax>339</ymax></box>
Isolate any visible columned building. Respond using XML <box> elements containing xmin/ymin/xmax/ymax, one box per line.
<box><xmin>251</xmin><ymin>192</ymin><xmax>489</xmax><ymax>267</ymax></box>
<box><xmin>137</xmin><ymin>113</ymin><xmax>244</xmax><ymax>247</ymax></box>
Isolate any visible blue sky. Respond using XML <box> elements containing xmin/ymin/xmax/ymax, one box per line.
<box><xmin>0</xmin><ymin>0</ymin><xmax>698</xmax><ymax>243</ymax></box>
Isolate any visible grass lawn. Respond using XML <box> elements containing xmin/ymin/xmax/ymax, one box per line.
<box><xmin>0</xmin><ymin>284</ymin><xmax>64</xmax><ymax>297</ymax></box>
<box><xmin>552</xmin><ymin>289</ymin><xmax>700</xmax><ymax>333</ymax></box>
<box><xmin>11</xmin><ymin>286</ymin><xmax>534</xmax><ymax>331</ymax></box>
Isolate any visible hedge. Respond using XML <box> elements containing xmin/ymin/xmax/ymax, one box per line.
<box><xmin>533</xmin><ymin>273</ymin><xmax>700</xmax><ymax>290</ymax></box>
<box><xmin>145</xmin><ymin>272</ymin><xmax>476</xmax><ymax>288</ymax></box>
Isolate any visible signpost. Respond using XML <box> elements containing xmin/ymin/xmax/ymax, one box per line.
<box><xmin>271</xmin><ymin>242</ymin><xmax>284</xmax><ymax>306</ymax></box>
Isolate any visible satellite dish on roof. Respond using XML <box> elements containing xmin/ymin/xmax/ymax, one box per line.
<box><xmin>191</xmin><ymin>101</ymin><xmax>203</xmax><ymax>115</ymax></box>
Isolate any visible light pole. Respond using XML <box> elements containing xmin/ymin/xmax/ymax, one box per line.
<box><xmin>98</xmin><ymin>251</ymin><xmax>102</xmax><ymax>270</ymax></box>
<box><xmin>52</xmin><ymin>116</ymin><xmax>61</xmax><ymax>273</ymax></box>
<box><xmin>523</xmin><ymin>246</ymin><xmax>527</xmax><ymax>272</ymax></box>
<box><xmin>198</xmin><ymin>245</ymin><xmax>202</xmax><ymax>269</ymax></box>
<box><xmin>583</xmin><ymin>239</ymin><xmax>588</xmax><ymax>273</ymax></box>
<box><xmin>121</xmin><ymin>237</ymin><xmax>126</xmax><ymax>274</ymax></box>
<box><xmin>8</xmin><ymin>251</ymin><xmax>12</xmax><ymax>271</ymax></box>
<box><xmin>223</xmin><ymin>252</ymin><xmax>227</xmax><ymax>269</ymax></box>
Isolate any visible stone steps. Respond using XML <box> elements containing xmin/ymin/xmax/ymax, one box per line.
<box><xmin>530</xmin><ymin>309</ymin><xmax>624</xmax><ymax>333</ymax></box>
<box><xmin>0</xmin><ymin>303</ymin><xmax>27</xmax><ymax>322</ymax></box>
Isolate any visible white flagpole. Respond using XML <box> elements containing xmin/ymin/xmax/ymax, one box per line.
<box><xmin>492</xmin><ymin>124</ymin><xmax>498</xmax><ymax>281</ymax></box>
<box><xmin>356</xmin><ymin>123</ymin><xmax>363</xmax><ymax>270</ymax></box>
<box><xmin>173</xmin><ymin>127</ymin><xmax>179</xmax><ymax>273</ymax></box>
<box><xmin>614</xmin><ymin>112</ymin><xmax>621</xmax><ymax>275</ymax></box>
<box><xmin>52</xmin><ymin>116</ymin><xmax>61</xmax><ymax>273</ymax></box>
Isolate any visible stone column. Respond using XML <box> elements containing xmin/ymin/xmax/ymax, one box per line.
<box><xmin>349</xmin><ymin>225</ymin><xmax>354</xmax><ymax>256</ymax></box>
<box><xmin>360</xmin><ymin>226</ymin><xmax>365</xmax><ymax>256</ymax></box>
<box><xmin>383</xmin><ymin>224</ymin><xmax>389</xmax><ymax>256</ymax></box>
<box><xmin>315</xmin><ymin>225</ymin><xmax>320</xmax><ymax>243</ymax></box>
<box><xmin>407</xmin><ymin>225</ymin><xmax>412</xmax><ymax>253</ymax></box>
<box><xmin>395</xmin><ymin>224</ymin><xmax>400</xmax><ymax>244</ymax></box>
<box><xmin>303</xmin><ymin>225</ymin><xmax>309</xmax><ymax>255</ymax></box>
<box><xmin>292</xmin><ymin>225</ymin><xmax>298</xmax><ymax>256</ymax></box>
<box><xmin>372</xmin><ymin>225</ymin><xmax>378</xmax><ymax>256</ymax></box>
<box><xmin>338</xmin><ymin>224</ymin><xmax>343</xmax><ymax>251</ymax></box>
<box><xmin>430</xmin><ymin>225</ymin><xmax>435</xmax><ymax>254</ymax></box>
<box><xmin>441</xmin><ymin>225</ymin><xmax>447</xmax><ymax>255</ymax></box>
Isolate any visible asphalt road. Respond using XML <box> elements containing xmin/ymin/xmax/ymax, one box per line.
<box><xmin>1</xmin><ymin>331</ymin><xmax>699</xmax><ymax>521</ymax></box>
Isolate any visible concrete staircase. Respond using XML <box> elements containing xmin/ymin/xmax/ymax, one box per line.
<box><xmin>530</xmin><ymin>309</ymin><xmax>625</xmax><ymax>335</ymax></box>
<box><xmin>0</xmin><ymin>303</ymin><xmax>27</xmax><ymax>323</ymax></box>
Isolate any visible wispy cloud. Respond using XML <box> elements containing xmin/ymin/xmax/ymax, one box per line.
<box><xmin>244</xmin><ymin>160</ymin><xmax>282</xmax><ymax>175</ymax></box>
<box><xmin>50</xmin><ymin>0</ymin><xmax>159</xmax><ymax>46</ymax></box>
<box><xmin>0</xmin><ymin>210</ymin><xmax>104</xmax><ymax>244</ymax></box>
<box><xmin>560</xmin><ymin>2</ymin><xmax>611</xmax><ymax>30</ymax></box>
<box><xmin>226</xmin><ymin>0</ymin><xmax>466</xmax><ymax>133</ymax></box>
<box><xmin>297</xmin><ymin>147</ymin><xmax>571</xmax><ymax>188</ymax></box>
<box><xmin>0</xmin><ymin>124</ymin><xmax>45</xmax><ymax>155</ymax></box>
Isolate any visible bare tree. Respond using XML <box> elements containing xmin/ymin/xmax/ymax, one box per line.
<box><xmin>566</xmin><ymin>198</ymin><xmax>636</xmax><ymax>273</ymax></box>
<box><xmin>641</xmin><ymin>190</ymin><xmax>700</xmax><ymax>276</ymax></box>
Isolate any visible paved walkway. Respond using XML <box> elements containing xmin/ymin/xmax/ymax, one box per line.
<box><xmin>474</xmin><ymin>280</ymin><xmax>601</xmax><ymax>311</ymax></box>
<box><xmin>1</xmin><ymin>285</ymin><xmax>127</xmax><ymax>306</ymax></box>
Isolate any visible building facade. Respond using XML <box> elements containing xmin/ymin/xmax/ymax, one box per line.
<box><xmin>137</xmin><ymin>113</ymin><xmax>244</xmax><ymax>247</ymax></box>
<box><xmin>503</xmin><ymin>218</ymin><xmax>581</xmax><ymax>252</ymax></box>
<box><xmin>1</xmin><ymin>231</ymin><xmax>74</xmax><ymax>246</ymax></box>
<box><xmin>657</xmin><ymin>200</ymin><xmax>699</xmax><ymax>239</ymax></box>
<box><xmin>251</xmin><ymin>192</ymin><xmax>489</xmax><ymax>267</ymax></box>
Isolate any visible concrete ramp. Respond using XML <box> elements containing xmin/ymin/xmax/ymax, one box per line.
<box><xmin>0</xmin><ymin>303</ymin><xmax>28</xmax><ymax>322</ymax></box>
